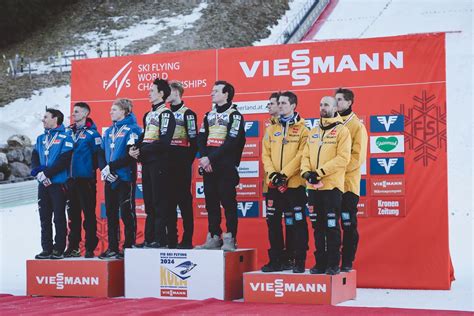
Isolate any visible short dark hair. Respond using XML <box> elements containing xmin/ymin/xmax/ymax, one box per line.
<box><xmin>215</xmin><ymin>80</ymin><xmax>235</xmax><ymax>103</ymax></box>
<box><xmin>73</xmin><ymin>102</ymin><xmax>91</xmax><ymax>114</ymax></box>
<box><xmin>46</xmin><ymin>108</ymin><xmax>64</xmax><ymax>126</ymax></box>
<box><xmin>269</xmin><ymin>92</ymin><xmax>281</xmax><ymax>100</ymax></box>
<box><xmin>279</xmin><ymin>91</ymin><xmax>297</xmax><ymax>106</ymax></box>
<box><xmin>153</xmin><ymin>78</ymin><xmax>171</xmax><ymax>101</ymax></box>
<box><xmin>335</xmin><ymin>88</ymin><xmax>354</xmax><ymax>105</ymax></box>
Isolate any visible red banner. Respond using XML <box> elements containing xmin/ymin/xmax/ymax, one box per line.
<box><xmin>71</xmin><ymin>33</ymin><xmax>451</xmax><ymax>289</ymax></box>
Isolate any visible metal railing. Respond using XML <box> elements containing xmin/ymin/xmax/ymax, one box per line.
<box><xmin>275</xmin><ymin>0</ymin><xmax>330</xmax><ymax>45</ymax></box>
<box><xmin>0</xmin><ymin>180</ymin><xmax>37</xmax><ymax>208</ymax></box>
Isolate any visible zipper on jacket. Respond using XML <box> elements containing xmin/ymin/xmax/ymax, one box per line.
<box><xmin>316</xmin><ymin>129</ymin><xmax>326</xmax><ymax>169</ymax></box>
<box><xmin>279</xmin><ymin>123</ymin><xmax>287</xmax><ymax>171</ymax></box>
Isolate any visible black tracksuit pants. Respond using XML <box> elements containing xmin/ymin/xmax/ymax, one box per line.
<box><xmin>142</xmin><ymin>160</ymin><xmax>170</xmax><ymax>246</ymax></box>
<box><xmin>38</xmin><ymin>183</ymin><xmax>68</xmax><ymax>253</ymax></box>
<box><xmin>167</xmin><ymin>158</ymin><xmax>194</xmax><ymax>246</ymax></box>
<box><xmin>104</xmin><ymin>181</ymin><xmax>136</xmax><ymax>251</ymax></box>
<box><xmin>308</xmin><ymin>188</ymin><xmax>343</xmax><ymax>269</ymax></box>
<box><xmin>341</xmin><ymin>191</ymin><xmax>360</xmax><ymax>266</ymax></box>
<box><xmin>66</xmin><ymin>178</ymin><xmax>98</xmax><ymax>252</ymax></box>
<box><xmin>203</xmin><ymin>165</ymin><xmax>239</xmax><ymax>238</ymax></box>
<box><xmin>265</xmin><ymin>186</ymin><xmax>308</xmax><ymax>262</ymax></box>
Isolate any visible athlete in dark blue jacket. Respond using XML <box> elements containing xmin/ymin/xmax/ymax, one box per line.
<box><xmin>64</xmin><ymin>102</ymin><xmax>102</xmax><ymax>258</ymax></box>
<box><xmin>98</xmin><ymin>99</ymin><xmax>141</xmax><ymax>259</ymax></box>
<box><xmin>31</xmin><ymin>109</ymin><xmax>74</xmax><ymax>260</ymax></box>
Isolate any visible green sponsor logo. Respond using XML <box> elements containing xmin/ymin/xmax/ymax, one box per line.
<box><xmin>376</xmin><ymin>137</ymin><xmax>398</xmax><ymax>152</ymax></box>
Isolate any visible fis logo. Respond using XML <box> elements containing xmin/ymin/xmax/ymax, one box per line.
<box><xmin>370</xmin><ymin>158</ymin><xmax>404</xmax><ymax>175</ymax></box>
<box><xmin>370</xmin><ymin>115</ymin><xmax>404</xmax><ymax>132</ymax></box>
<box><xmin>305</xmin><ymin>118</ymin><xmax>320</xmax><ymax>130</ymax></box>
<box><xmin>237</xmin><ymin>201</ymin><xmax>259</xmax><ymax>217</ymax></box>
<box><xmin>244</xmin><ymin>121</ymin><xmax>259</xmax><ymax>137</ymax></box>
<box><xmin>102</xmin><ymin>61</ymin><xmax>133</xmax><ymax>96</ymax></box>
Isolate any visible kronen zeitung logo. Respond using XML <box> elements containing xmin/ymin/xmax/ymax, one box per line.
<box><xmin>239</xmin><ymin>49</ymin><xmax>404</xmax><ymax>86</ymax></box>
<box><xmin>36</xmin><ymin>273</ymin><xmax>99</xmax><ymax>290</ymax></box>
<box><xmin>250</xmin><ymin>279</ymin><xmax>326</xmax><ymax>298</ymax></box>
<box><xmin>378</xmin><ymin>200</ymin><xmax>400</xmax><ymax>216</ymax></box>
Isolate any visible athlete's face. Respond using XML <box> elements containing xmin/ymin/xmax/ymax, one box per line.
<box><xmin>211</xmin><ymin>84</ymin><xmax>227</xmax><ymax>105</ymax></box>
<box><xmin>149</xmin><ymin>84</ymin><xmax>163</xmax><ymax>104</ymax></box>
<box><xmin>167</xmin><ymin>87</ymin><xmax>181</xmax><ymax>105</ymax></box>
<box><xmin>278</xmin><ymin>96</ymin><xmax>295</xmax><ymax>117</ymax></box>
<box><xmin>42</xmin><ymin>112</ymin><xmax>57</xmax><ymax>129</ymax></box>
<box><xmin>335</xmin><ymin>93</ymin><xmax>351</xmax><ymax>112</ymax></box>
<box><xmin>72</xmin><ymin>106</ymin><xmax>88</xmax><ymax>124</ymax></box>
<box><xmin>110</xmin><ymin>104</ymin><xmax>125</xmax><ymax>122</ymax></box>
<box><xmin>320</xmin><ymin>97</ymin><xmax>337</xmax><ymax>118</ymax></box>
<box><xmin>267</xmin><ymin>97</ymin><xmax>279</xmax><ymax>116</ymax></box>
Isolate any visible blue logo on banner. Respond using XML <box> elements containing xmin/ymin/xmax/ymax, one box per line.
<box><xmin>305</xmin><ymin>118</ymin><xmax>320</xmax><ymax>130</ymax></box>
<box><xmin>100</xmin><ymin>203</ymin><xmax>106</xmax><ymax>219</ymax></box>
<box><xmin>237</xmin><ymin>201</ymin><xmax>259</xmax><ymax>217</ymax></box>
<box><xmin>360</xmin><ymin>178</ymin><xmax>366</xmax><ymax>196</ymax></box>
<box><xmin>370</xmin><ymin>157</ymin><xmax>405</xmax><ymax>175</ymax></box>
<box><xmin>244</xmin><ymin>121</ymin><xmax>259</xmax><ymax>137</ymax></box>
<box><xmin>135</xmin><ymin>183</ymin><xmax>143</xmax><ymax>199</ymax></box>
<box><xmin>370</xmin><ymin>115</ymin><xmax>404</xmax><ymax>132</ymax></box>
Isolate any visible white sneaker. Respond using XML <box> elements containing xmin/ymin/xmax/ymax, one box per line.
<box><xmin>221</xmin><ymin>232</ymin><xmax>236</xmax><ymax>251</ymax></box>
<box><xmin>195</xmin><ymin>233</ymin><xmax>222</xmax><ymax>250</ymax></box>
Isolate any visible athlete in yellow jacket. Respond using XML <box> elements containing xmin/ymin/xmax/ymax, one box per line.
<box><xmin>301</xmin><ymin>96</ymin><xmax>351</xmax><ymax>275</ymax></box>
<box><xmin>261</xmin><ymin>91</ymin><xmax>309</xmax><ymax>273</ymax></box>
<box><xmin>335</xmin><ymin>88</ymin><xmax>368</xmax><ymax>272</ymax></box>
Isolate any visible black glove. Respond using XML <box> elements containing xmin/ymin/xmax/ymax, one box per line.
<box><xmin>272</xmin><ymin>173</ymin><xmax>288</xmax><ymax>186</ymax></box>
<box><xmin>303</xmin><ymin>171</ymin><xmax>319</xmax><ymax>185</ymax></box>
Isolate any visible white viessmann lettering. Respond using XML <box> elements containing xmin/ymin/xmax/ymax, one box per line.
<box><xmin>250</xmin><ymin>279</ymin><xmax>326</xmax><ymax>298</ymax></box>
<box><xmin>36</xmin><ymin>273</ymin><xmax>99</xmax><ymax>290</ymax></box>
<box><xmin>239</xmin><ymin>49</ymin><xmax>404</xmax><ymax>86</ymax></box>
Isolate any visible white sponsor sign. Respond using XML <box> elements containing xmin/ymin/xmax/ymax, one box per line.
<box><xmin>234</xmin><ymin>100</ymin><xmax>268</xmax><ymax>114</ymax></box>
<box><xmin>238</xmin><ymin>161</ymin><xmax>259</xmax><ymax>178</ymax></box>
<box><xmin>195</xmin><ymin>181</ymin><xmax>205</xmax><ymax>198</ymax></box>
<box><xmin>370</xmin><ymin>135</ymin><xmax>405</xmax><ymax>154</ymax></box>
<box><xmin>125</xmin><ymin>249</ymin><xmax>224</xmax><ymax>300</ymax></box>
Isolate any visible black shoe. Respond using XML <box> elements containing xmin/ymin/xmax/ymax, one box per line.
<box><xmin>261</xmin><ymin>261</ymin><xmax>283</xmax><ymax>273</ymax></box>
<box><xmin>310</xmin><ymin>265</ymin><xmax>326</xmax><ymax>274</ymax></box>
<box><xmin>281</xmin><ymin>259</ymin><xmax>295</xmax><ymax>270</ymax></box>
<box><xmin>50</xmin><ymin>250</ymin><xmax>64</xmax><ymax>260</ymax></box>
<box><xmin>35</xmin><ymin>250</ymin><xmax>52</xmax><ymax>259</ymax></box>
<box><xmin>99</xmin><ymin>249</ymin><xmax>119</xmax><ymax>259</ymax></box>
<box><xmin>341</xmin><ymin>263</ymin><xmax>353</xmax><ymax>272</ymax></box>
<box><xmin>145</xmin><ymin>242</ymin><xmax>166</xmax><ymax>249</ymax></box>
<box><xmin>292</xmin><ymin>260</ymin><xmax>305</xmax><ymax>273</ymax></box>
<box><xmin>326</xmin><ymin>266</ymin><xmax>341</xmax><ymax>275</ymax></box>
<box><xmin>132</xmin><ymin>242</ymin><xmax>150</xmax><ymax>248</ymax></box>
<box><xmin>115</xmin><ymin>251</ymin><xmax>124</xmax><ymax>259</ymax></box>
<box><xmin>64</xmin><ymin>247</ymin><xmax>80</xmax><ymax>258</ymax></box>
<box><xmin>84</xmin><ymin>250</ymin><xmax>95</xmax><ymax>258</ymax></box>
<box><xmin>177</xmin><ymin>242</ymin><xmax>193</xmax><ymax>249</ymax></box>
<box><xmin>167</xmin><ymin>243</ymin><xmax>177</xmax><ymax>249</ymax></box>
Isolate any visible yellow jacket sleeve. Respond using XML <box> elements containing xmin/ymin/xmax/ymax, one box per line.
<box><xmin>262</xmin><ymin>128</ymin><xmax>277</xmax><ymax>176</ymax></box>
<box><xmin>300</xmin><ymin>135</ymin><xmax>312</xmax><ymax>176</ymax></box>
<box><xmin>281</xmin><ymin>128</ymin><xmax>308</xmax><ymax>178</ymax></box>
<box><xmin>317</xmin><ymin>127</ymin><xmax>351</xmax><ymax>177</ymax></box>
<box><xmin>346</xmin><ymin>123</ymin><xmax>368</xmax><ymax>173</ymax></box>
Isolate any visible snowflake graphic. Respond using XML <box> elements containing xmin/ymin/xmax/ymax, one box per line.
<box><xmin>391</xmin><ymin>90</ymin><xmax>447</xmax><ymax>166</ymax></box>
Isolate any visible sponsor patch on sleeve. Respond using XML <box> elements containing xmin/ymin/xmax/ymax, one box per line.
<box><xmin>65</xmin><ymin>141</ymin><xmax>73</xmax><ymax>148</ymax></box>
<box><xmin>95</xmin><ymin>137</ymin><xmax>102</xmax><ymax>145</ymax></box>
<box><xmin>229</xmin><ymin>114</ymin><xmax>241</xmax><ymax>138</ymax></box>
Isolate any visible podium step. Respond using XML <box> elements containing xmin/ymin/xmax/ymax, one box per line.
<box><xmin>244</xmin><ymin>270</ymin><xmax>356</xmax><ymax>305</ymax></box>
<box><xmin>125</xmin><ymin>248</ymin><xmax>257</xmax><ymax>300</ymax></box>
<box><xmin>27</xmin><ymin>258</ymin><xmax>124</xmax><ymax>297</ymax></box>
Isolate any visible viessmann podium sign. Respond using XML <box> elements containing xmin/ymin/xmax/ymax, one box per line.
<box><xmin>71</xmin><ymin>33</ymin><xmax>451</xmax><ymax>290</ymax></box>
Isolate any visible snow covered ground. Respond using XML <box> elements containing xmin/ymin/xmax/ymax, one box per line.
<box><xmin>0</xmin><ymin>0</ymin><xmax>472</xmax><ymax>312</ymax></box>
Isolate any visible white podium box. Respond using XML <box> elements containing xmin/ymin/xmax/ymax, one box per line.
<box><xmin>125</xmin><ymin>248</ymin><xmax>257</xmax><ymax>300</ymax></box>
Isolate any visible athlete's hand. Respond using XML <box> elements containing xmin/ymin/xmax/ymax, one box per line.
<box><xmin>129</xmin><ymin>146</ymin><xmax>140</xmax><ymax>159</ymax></box>
<box><xmin>101</xmin><ymin>165</ymin><xmax>111</xmax><ymax>180</ymax></box>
